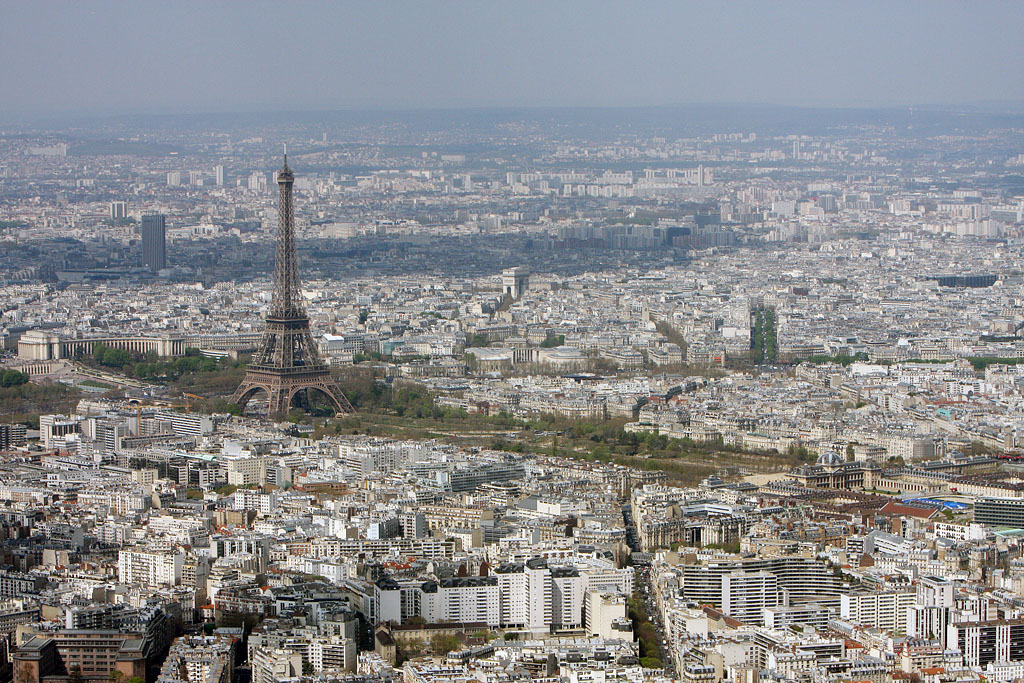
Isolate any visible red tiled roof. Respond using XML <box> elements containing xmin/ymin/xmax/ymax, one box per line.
<box><xmin>878</xmin><ymin>501</ymin><xmax>940</xmax><ymax>519</ymax></box>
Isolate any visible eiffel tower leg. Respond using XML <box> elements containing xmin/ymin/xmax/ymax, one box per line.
<box><xmin>233</xmin><ymin>382</ymin><xmax>271</xmax><ymax>414</ymax></box>
<box><xmin>314</xmin><ymin>383</ymin><xmax>354</xmax><ymax>415</ymax></box>
<box><xmin>232</xmin><ymin>383</ymin><xmax>261</xmax><ymax>411</ymax></box>
<box><xmin>297</xmin><ymin>385</ymin><xmax>354</xmax><ymax>416</ymax></box>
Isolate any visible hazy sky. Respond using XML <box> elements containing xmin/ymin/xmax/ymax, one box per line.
<box><xmin>1</xmin><ymin>1</ymin><xmax>1022</xmax><ymax>118</ymax></box>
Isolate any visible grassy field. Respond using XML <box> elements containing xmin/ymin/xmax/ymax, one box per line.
<box><xmin>79</xmin><ymin>379</ymin><xmax>114</xmax><ymax>390</ymax></box>
<box><xmin>317</xmin><ymin>411</ymin><xmax>523</xmax><ymax>442</ymax></box>
<box><xmin>84</xmin><ymin>361</ymin><xmax>803</xmax><ymax>485</ymax></box>
<box><xmin>314</xmin><ymin>407</ymin><xmax>803</xmax><ymax>487</ymax></box>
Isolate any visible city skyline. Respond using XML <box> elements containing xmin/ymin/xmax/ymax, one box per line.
<box><xmin>2</xmin><ymin>4</ymin><xmax>1024</xmax><ymax>682</ymax></box>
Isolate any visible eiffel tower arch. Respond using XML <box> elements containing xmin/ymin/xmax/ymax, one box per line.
<box><xmin>232</xmin><ymin>155</ymin><xmax>353</xmax><ymax>416</ymax></box>
<box><xmin>232</xmin><ymin>367</ymin><xmax>351</xmax><ymax>416</ymax></box>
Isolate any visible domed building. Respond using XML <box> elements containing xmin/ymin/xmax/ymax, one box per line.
<box><xmin>816</xmin><ymin>451</ymin><xmax>846</xmax><ymax>466</ymax></box>
<box><xmin>788</xmin><ymin>450</ymin><xmax>881</xmax><ymax>490</ymax></box>
<box><xmin>536</xmin><ymin>345</ymin><xmax>588</xmax><ymax>372</ymax></box>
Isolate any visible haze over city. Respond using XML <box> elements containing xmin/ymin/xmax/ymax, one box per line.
<box><xmin>2</xmin><ymin>4</ymin><xmax>1024</xmax><ymax>683</ymax></box>
<box><xmin>2</xmin><ymin>1</ymin><xmax>1024</xmax><ymax>118</ymax></box>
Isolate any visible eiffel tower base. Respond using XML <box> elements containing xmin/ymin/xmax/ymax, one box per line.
<box><xmin>231</xmin><ymin>366</ymin><xmax>353</xmax><ymax>416</ymax></box>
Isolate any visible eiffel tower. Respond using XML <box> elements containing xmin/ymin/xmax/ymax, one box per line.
<box><xmin>232</xmin><ymin>154</ymin><xmax>352</xmax><ymax>416</ymax></box>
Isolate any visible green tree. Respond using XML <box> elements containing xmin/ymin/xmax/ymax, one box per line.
<box><xmin>208</xmin><ymin>399</ymin><xmax>242</xmax><ymax>416</ymax></box>
<box><xmin>430</xmin><ymin>634</ymin><xmax>461</xmax><ymax>655</ymax></box>
<box><xmin>0</xmin><ymin>370</ymin><xmax>29</xmax><ymax>387</ymax></box>
<box><xmin>970</xmin><ymin>440</ymin><xmax>994</xmax><ymax>455</ymax></box>
<box><xmin>654</xmin><ymin>321</ymin><xmax>688</xmax><ymax>354</ymax></box>
<box><xmin>95</xmin><ymin>345</ymin><xmax>131</xmax><ymax>368</ymax></box>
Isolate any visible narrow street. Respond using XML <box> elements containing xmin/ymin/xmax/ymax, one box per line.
<box><xmin>623</xmin><ymin>503</ymin><xmax>674</xmax><ymax>675</ymax></box>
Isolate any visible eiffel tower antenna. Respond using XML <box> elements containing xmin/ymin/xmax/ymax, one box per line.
<box><xmin>231</xmin><ymin>155</ymin><xmax>352</xmax><ymax>416</ymax></box>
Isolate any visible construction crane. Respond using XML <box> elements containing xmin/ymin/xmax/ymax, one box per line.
<box><xmin>126</xmin><ymin>397</ymin><xmax>171</xmax><ymax>434</ymax></box>
<box><xmin>127</xmin><ymin>398</ymin><xmax>143</xmax><ymax>425</ymax></box>
<box><xmin>183</xmin><ymin>393</ymin><xmax>204</xmax><ymax>413</ymax></box>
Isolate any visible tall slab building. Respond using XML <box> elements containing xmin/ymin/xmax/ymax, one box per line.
<box><xmin>140</xmin><ymin>214</ymin><xmax>166</xmax><ymax>272</ymax></box>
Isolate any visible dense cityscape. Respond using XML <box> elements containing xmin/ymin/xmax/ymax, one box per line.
<box><xmin>3</xmin><ymin>4</ymin><xmax>1024</xmax><ymax>683</ymax></box>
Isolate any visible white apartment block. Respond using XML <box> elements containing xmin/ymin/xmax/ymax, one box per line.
<box><xmin>840</xmin><ymin>590</ymin><xmax>916</xmax><ymax>633</ymax></box>
<box><xmin>233</xmin><ymin>489</ymin><xmax>279</xmax><ymax>516</ymax></box>
<box><xmin>375</xmin><ymin>559</ymin><xmax>626</xmax><ymax>633</ymax></box>
<box><xmin>721</xmin><ymin>571</ymin><xmax>778</xmax><ymax>625</ymax></box>
<box><xmin>118</xmin><ymin>548</ymin><xmax>184</xmax><ymax>587</ymax></box>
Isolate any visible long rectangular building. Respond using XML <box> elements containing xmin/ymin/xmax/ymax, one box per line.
<box><xmin>840</xmin><ymin>590</ymin><xmax>916</xmax><ymax>633</ymax></box>
<box><xmin>975</xmin><ymin>497</ymin><xmax>1024</xmax><ymax>528</ymax></box>
<box><xmin>949</xmin><ymin>618</ymin><xmax>1024</xmax><ymax>668</ymax></box>
<box><xmin>680</xmin><ymin>555</ymin><xmax>839</xmax><ymax>610</ymax></box>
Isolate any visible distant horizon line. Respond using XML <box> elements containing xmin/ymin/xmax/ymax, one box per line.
<box><xmin>4</xmin><ymin>99</ymin><xmax>1024</xmax><ymax>127</ymax></box>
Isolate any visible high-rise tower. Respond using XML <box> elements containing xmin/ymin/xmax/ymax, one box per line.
<box><xmin>232</xmin><ymin>156</ymin><xmax>352</xmax><ymax>416</ymax></box>
<box><xmin>140</xmin><ymin>214</ymin><xmax>166</xmax><ymax>271</ymax></box>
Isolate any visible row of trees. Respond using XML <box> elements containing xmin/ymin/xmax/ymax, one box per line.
<box><xmin>627</xmin><ymin>593</ymin><xmax>663</xmax><ymax>669</ymax></box>
<box><xmin>654</xmin><ymin>321</ymin><xmax>688</xmax><ymax>353</ymax></box>
<box><xmin>487</xmin><ymin>417</ymin><xmax>775</xmax><ymax>486</ymax></box>
<box><xmin>750</xmin><ymin>305</ymin><xmax>777</xmax><ymax>364</ymax></box>
<box><xmin>90</xmin><ymin>344</ymin><xmax>231</xmax><ymax>381</ymax></box>
<box><xmin>539</xmin><ymin>334</ymin><xmax>565</xmax><ymax>348</ymax></box>
<box><xmin>800</xmin><ymin>352</ymin><xmax>869</xmax><ymax>366</ymax></box>
<box><xmin>132</xmin><ymin>355</ymin><xmax>220</xmax><ymax>380</ymax></box>
<box><xmin>968</xmin><ymin>356</ymin><xmax>1024</xmax><ymax>371</ymax></box>
<box><xmin>467</xmin><ymin>332</ymin><xmax>564</xmax><ymax>350</ymax></box>
<box><xmin>334</xmin><ymin>371</ymin><xmax>506</xmax><ymax>423</ymax></box>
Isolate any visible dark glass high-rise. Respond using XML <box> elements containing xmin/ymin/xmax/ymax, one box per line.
<box><xmin>140</xmin><ymin>214</ymin><xmax>166</xmax><ymax>271</ymax></box>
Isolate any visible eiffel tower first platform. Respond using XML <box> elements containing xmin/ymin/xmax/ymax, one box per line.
<box><xmin>232</xmin><ymin>155</ymin><xmax>353</xmax><ymax>416</ymax></box>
